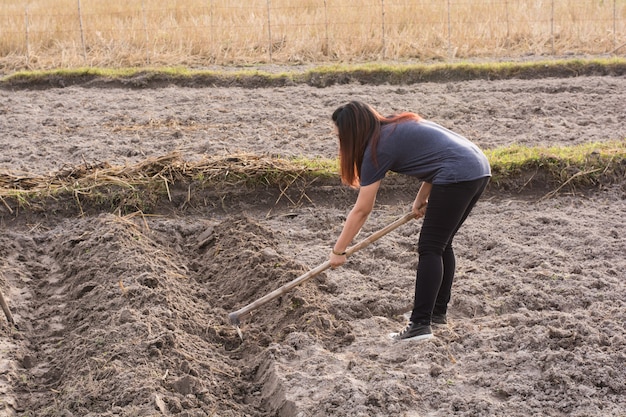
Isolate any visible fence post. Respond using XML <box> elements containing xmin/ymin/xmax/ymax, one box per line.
<box><xmin>550</xmin><ymin>0</ymin><xmax>555</xmax><ymax>55</ymax></box>
<box><xmin>77</xmin><ymin>0</ymin><xmax>87</xmax><ymax>64</ymax></box>
<box><xmin>447</xmin><ymin>0</ymin><xmax>452</xmax><ymax>57</ymax></box>
<box><xmin>209</xmin><ymin>0</ymin><xmax>215</xmax><ymax>62</ymax></box>
<box><xmin>24</xmin><ymin>5</ymin><xmax>30</xmax><ymax>68</ymax></box>
<box><xmin>505</xmin><ymin>0</ymin><xmax>510</xmax><ymax>40</ymax></box>
<box><xmin>266</xmin><ymin>0</ymin><xmax>273</xmax><ymax>63</ymax></box>
<box><xmin>614</xmin><ymin>0</ymin><xmax>617</xmax><ymax>51</ymax></box>
<box><xmin>141</xmin><ymin>0</ymin><xmax>151</xmax><ymax>65</ymax></box>
<box><xmin>323</xmin><ymin>0</ymin><xmax>329</xmax><ymax>56</ymax></box>
<box><xmin>381</xmin><ymin>0</ymin><xmax>386</xmax><ymax>59</ymax></box>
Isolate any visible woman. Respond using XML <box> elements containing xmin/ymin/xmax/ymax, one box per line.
<box><xmin>329</xmin><ymin>101</ymin><xmax>491</xmax><ymax>342</ymax></box>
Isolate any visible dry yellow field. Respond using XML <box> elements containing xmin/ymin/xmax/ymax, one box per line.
<box><xmin>1</xmin><ymin>0</ymin><xmax>625</xmax><ymax>70</ymax></box>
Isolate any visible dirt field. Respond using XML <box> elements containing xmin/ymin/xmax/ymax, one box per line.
<box><xmin>0</xmin><ymin>74</ymin><xmax>625</xmax><ymax>416</ymax></box>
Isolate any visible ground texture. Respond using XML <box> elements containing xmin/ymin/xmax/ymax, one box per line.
<box><xmin>0</xmin><ymin>74</ymin><xmax>625</xmax><ymax>416</ymax></box>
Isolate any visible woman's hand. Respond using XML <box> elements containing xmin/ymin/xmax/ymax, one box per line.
<box><xmin>413</xmin><ymin>182</ymin><xmax>432</xmax><ymax>219</ymax></box>
<box><xmin>329</xmin><ymin>251</ymin><xmax>347</xmax><ymax>269</ymax></box>
<box><xmin>412</xmin><ymin>198</ymin><xmax>428</xmax><ymax>218</ymax></box>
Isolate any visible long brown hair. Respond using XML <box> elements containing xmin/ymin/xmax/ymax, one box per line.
<box><xmin>332</xmin><ymin>101</ymin><xmax>421</xmax><ymax>187</ymax></box>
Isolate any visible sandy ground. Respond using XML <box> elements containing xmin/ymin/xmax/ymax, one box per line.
<box><xmin>0</xmin><ymin>75</ymin><xmax>625</xmax><ymax>416</ymax></box>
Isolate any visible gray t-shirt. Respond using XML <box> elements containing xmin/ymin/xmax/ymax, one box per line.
<box><xmin>360</xmin><ymin>120</ymin><xmax>491</xmax><ymax>186</ymax></box>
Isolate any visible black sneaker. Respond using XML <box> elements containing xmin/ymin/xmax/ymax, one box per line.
<box><xmin>389</xmin><ymin>322</ymin><xmax>433</xmax><ymax>341</ymax></box>
<box><xmin>432</xmin><ymin>314</ymin><xmax>447</xmax><ymax>325</ymax></box>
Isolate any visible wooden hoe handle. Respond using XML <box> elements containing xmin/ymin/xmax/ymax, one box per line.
<box><xmin>228</xmin><ymin>211</ymin><xmax>417</xmax><ymax>326</ymax></box>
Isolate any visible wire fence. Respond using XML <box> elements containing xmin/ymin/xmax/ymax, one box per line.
<box><xmin>1</xmin><ymin>0</ymin><xmax>625</xmax><ymax>71</ymax></box>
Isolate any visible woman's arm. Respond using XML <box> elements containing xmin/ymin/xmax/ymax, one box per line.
<box><xmin>412</xmin><ymin>181</ymin><xmax>432</xmax><ymax>218</ymax></box>
<box><xmin>330</xmin><ymin>180</ymin><xmax>381</xmax><ymax>268</ymax></box>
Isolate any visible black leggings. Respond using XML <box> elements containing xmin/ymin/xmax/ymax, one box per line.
<box><xmin>410</xmin><ymin>177</ymin><xmax>490</xmax><ymax>325</ymax></box>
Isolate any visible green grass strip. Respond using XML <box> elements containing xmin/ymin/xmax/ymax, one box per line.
<box><xmin>485</xmin><ymin>139</ymin><xmax>626</xmax><ymax>183</ymax></box>
<box><xmin>2</xmin><ymin>57</ymin><xmax>625</xmax><ymax>88</ymax></box>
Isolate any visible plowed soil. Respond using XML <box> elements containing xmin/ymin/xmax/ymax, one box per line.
<box><xmin>0</xmin><ymin>74</ymin><xmax>625</xmax><ymax>416</ymax></box>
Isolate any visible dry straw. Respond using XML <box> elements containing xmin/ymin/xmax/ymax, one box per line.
<box><xmin>0</xmin><ymin>152</ymin><xmax>291</xmax><ymax>190</ymax></box>
<box><xmin>0</xmin><ymin>151</ymin><xmax>328</xmax><ymax>203</ymax></box>
<box><xmin>1</xmin><ymin>0</ymin><xmax>624</xmax><ymax>71</ymax></box>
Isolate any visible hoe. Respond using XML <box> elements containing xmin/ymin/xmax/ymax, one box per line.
<box><xmin>228</xmin><ymin>211</ymin><xmax>418</xmax><ymax>339</ymax></box>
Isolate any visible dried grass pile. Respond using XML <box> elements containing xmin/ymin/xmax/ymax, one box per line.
<box><xmin>1</xmin><ymin>149</ymin><xmax>624</xmax><ymax>215</ymax></box>
<box><xmin>0</xmin><ymin>151</ymin><xmax>327</xmax><ymax>195</ymax></box>
<box><xmin>0</xmin><ymin>152</ymin><xmax>333</xmax><ymax>215</ymax></box>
